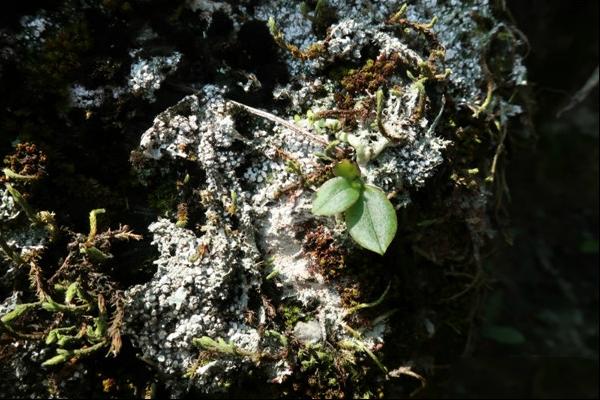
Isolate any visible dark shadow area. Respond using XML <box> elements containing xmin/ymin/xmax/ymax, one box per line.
<box><xmin>432</xmin><ymin>1</ymin><xmax>599</xmax><ymax>398</ymax></box>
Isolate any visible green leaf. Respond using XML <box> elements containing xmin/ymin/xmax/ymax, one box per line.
<box><xmin>345</xmin><ymin>185</ymin><xmax>397</xmax><ymax>255</ymax></box>
<box><xmin>482</xmin><ymin>325</ymin><xmax>525</xmax><ymax>345</ymax></box>
<box><xmin>579</xmin><ymin>238</ymin><xmax>599</xmax><ymax>254</ymax></box>
<box><xmin>312</xmin><ymin>177</ymin><xmax>361</xmax><ymax>216</ymax></box>
<box><xmin>333</xmin><ymin>159</ymin><xmax>360</xmax><ymax>181</ymax></box>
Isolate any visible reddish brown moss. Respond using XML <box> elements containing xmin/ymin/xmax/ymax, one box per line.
<box><xmin>2</xmin><ymin>142</ymin><xmax>47</xmax><ymax>180</ymax></box>
<box><xmin>1</xmin><ymin>143</ymin><xmax>48</xmax><ymax>197</ymax></box>
<box><xmin>303</xmin><ymin>225</ymin><xmax>347</xmax><ymax>280</ymax></box>
<box><xmin>340</xmin><ymin>53</ymin><xmax>404</xmax><ymax>96</ymax></box>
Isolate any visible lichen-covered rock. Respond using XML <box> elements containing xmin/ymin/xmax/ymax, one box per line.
<box><xmin>127</xmin><ymin>86</ymin><xmax>358</xmax><ymax>392</ymax></box>
<box><xmin>125</xmin><ymin>218</ymin><xmax>261</xmax><ymax>392</ymax></box>
<box><xmin>127</xmin><ymin>87</ymin><xmax>267</xmax><ymax>392</ymax></box>
<box><xmin>124</xmin><ymin>0</ymin><xmax>528</xmax><ymax>395</ymax></box>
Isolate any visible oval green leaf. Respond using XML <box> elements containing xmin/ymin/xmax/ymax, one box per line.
<box><xmin>312</xmin><ymin>177</ymin><xmax>360</xmax><ymax>216</ymax></box>
<box><xmin>345</xmin><ymin>185</ymin><xmax>397</xmax><ymax>255</ymax></box>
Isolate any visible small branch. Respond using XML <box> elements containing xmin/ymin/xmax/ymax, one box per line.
<box><xmin>267</xmin><ymin>17</ymin><xmax>325</xmax><ymax>60</ymax></box>
<box><xmin>42</xmin><ymin>340</ymin><xmax>107</xmax><ymax>367</ymax></box>
<box><xmin>109</xmin><ymin>227</ymin><xmax>143</xmax><ymax>242</ymax></box>
<box><xmin>426</xmin><ymin>95</ymin><xmax>446</xmax><ymax>136</ymax></box>
<box><xmin>192</xmin><ymin>336</ymin><xmax>259</xmax><ymax>362</ymax></box>
<box><xmin>29</xmin><ymin>261</ymin><xmax>49</xmax><ymax>301</ymax></box>
<box><xmin>340</xmin><ymin>324</ymin><xmax>388</xmax><ymax>375</ymax></box>
<box><xmin>388</xmin><ymin>365</ymin><xmax>427</xmax><ymax>396</ymax></box>
<box><xmin>472</xmin><ymin>79</ymin><xmax>495</xmax><ymax>118</ymax></box>
<box><xmin>376</xmin><ymin>88</ymin><xmax>391</xmax><ymax>139</ymax></box>
<box><xmin>48</xmin><ymin>253</ymin><xmax>73</xmax><ymax>285</ymax></box>
<box><xmin>487</xmin><ymin>123</ymin><xmax>508</xmax><ymax>184</ymax></box>
<box><xmin>107</xmin><ymin>292</ymin><xmax>125</xmax><ymax>357</ymax></box>
<box><xmin>442</xmin><ymin>264</ymin><xmax>485</xmax><ymax>302</ymax></box>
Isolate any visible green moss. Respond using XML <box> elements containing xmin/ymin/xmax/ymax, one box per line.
<box><xmin>148</xmin><ymin>181</ymin><xmax>179</xmax><ymax>217</ymax></box>
<box><xmin>298</xmin><ymin>343</ymin><xmax>334</xmax><ymax>371</ymax></box>
<box><xmin>281</xmin><ymin>304</ymin><xmax>304</xmax><ymax>330</ymax></box>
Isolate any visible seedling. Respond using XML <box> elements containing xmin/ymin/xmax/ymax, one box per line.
<box><xmin>312</xmin><ymin>160</ymin><xmax>397</xmax><ymax>255</ymax></box>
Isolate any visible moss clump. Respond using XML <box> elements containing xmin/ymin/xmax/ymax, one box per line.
<box><xmin>296</xmin><ymin>343</ymin><xmax>343</xmax><ymax>398</ymax></box>
<box><xmin>0</xmin><ymin>203</ymin><xmax>142</xmax><ymax>368</ymax></box>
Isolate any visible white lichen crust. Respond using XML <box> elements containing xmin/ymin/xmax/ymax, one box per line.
<box><xmin>128</xmin><ymin>51</ymin><xmax>182</xmax><ymax>102</ymax></box>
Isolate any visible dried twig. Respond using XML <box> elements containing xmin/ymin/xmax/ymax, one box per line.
<box><xmin>556</xmin><ymin>65</ymin><xmax>599</xmax><ymax>118</ymax></box>
<box><xmin>227</xmin><ymin>100</ymin><xmax>330</xmax><ymax>147</ymax></box>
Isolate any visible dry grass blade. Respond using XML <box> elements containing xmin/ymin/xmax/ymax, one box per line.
<box><xmin>227</xmin><ymin>100</ymin><xmax>331</xmax><ymax>147</ymax></box>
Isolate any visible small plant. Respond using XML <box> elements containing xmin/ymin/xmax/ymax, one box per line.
<box><xmin>311</xmin><ymin>160</ymin><xmax>397</xmax><ymax>255</ymax></box>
